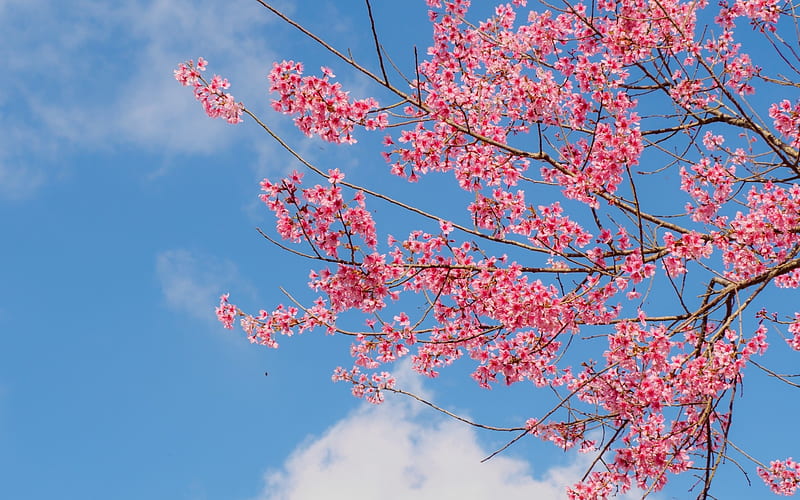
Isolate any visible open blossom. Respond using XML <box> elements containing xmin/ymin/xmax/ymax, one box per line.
<box><xmin>327</xmin><ymin>168</ymin><xmax>345</xmax><ymax>184</ymax></box>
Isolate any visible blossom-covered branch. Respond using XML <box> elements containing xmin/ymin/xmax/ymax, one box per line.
<box><xmin>181</xmin><ymin>0</ymin><xmax>800</xmax><ymax>497</ymax></box>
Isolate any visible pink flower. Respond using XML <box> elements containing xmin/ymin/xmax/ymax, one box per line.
<box><xmin>439</xmin><ymin>220</ymin><xmax>454</xmax><ymax>234</ymax></box>
<box><xmin>327</xmin><ymin>168</ymin><xmax>345</xmax><ymax>184</ymax></box>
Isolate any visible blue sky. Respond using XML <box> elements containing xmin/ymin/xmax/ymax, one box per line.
<box><xmin>1</xmin><ymin>1</ymin><xmax>798</xmax><ymax>499</ymax></box>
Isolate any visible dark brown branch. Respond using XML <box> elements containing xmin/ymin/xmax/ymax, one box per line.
<box><xmin>364</xmin><ymin>0</ymin><xmax>388</xmax><ymax>84</ymax></box>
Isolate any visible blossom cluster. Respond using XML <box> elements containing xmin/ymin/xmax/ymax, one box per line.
<box><xmin>770</xmin><ymin>100</ymin><xmax>800</xmax><ymax>149</ymax></box>
<box><xmin>268</xmin><ymin>60</ymin><xmax>388</xmax><ymax>144</ymax></box>
<box><xmin>174</xmin><ymin>58</ymin><xmax>243</xmax><ymax>124</ymax></box>
<box><xmin>758</xmin><ymin>458</ymin><xmax>800</xmax><ymax>496</ymax></box>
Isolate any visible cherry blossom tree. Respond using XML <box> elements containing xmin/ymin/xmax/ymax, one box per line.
<box><xmin>176</xmin><ymin>0</ymin><xmax>800</xmax><ymax>497</ymax></box>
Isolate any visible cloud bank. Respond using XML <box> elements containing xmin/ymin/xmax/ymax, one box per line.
<box><xmin>257</xmin><ymin>371</ymin><xmax>584</xmax><ymax>500</ymax></box>
<box><xmin>253</xmin><ymin>360</ymin><xmax>661</xmax><ymax>500</ymax></box>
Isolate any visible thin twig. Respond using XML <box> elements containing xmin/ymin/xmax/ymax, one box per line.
<box><xmin>364</xmin><ymin>0</ymin><xmax>388</xmax><ymax>84</ymax></box>
<box><xmin>387</xmin><ymin>387</ymin><xmax>524</xmax><ymax>432</ymax></box>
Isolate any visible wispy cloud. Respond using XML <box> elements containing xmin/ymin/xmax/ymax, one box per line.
<box><xmin>0</xmin><ymin>160</ymin><xmax>45</xmax><ymax>201</ymax></box>
<box><xmin>1</xmin><ymin>0</ymin><xmax>391</xmax><ymax>200</ymax></box>
<box><xmin>1</xmin><ymin>0</ymin><xmax>284</xmax><ymax>199</ymax></box>
<box><xmin>155</xmin><ymin>249</ymin><xmax>248</xmax><ymax>325</ymax></box>
<box><xmin>110</xmin><ymin>0</ymin><xmax>278</xmax><ymax>153</ymax></box>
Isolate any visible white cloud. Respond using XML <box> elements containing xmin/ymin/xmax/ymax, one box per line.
<box><xmin>0</xmin><ymin>0</ymin><xmax>288</xmax><ymax>199</ymax></box>
<box><xmin>0</xmin><ymin>120</ymin><xmax>51</xmax><ymax>200</ymax></box>
<box><xmin>257</xmin><ymin>373</ymin><xmax>583</xmax><ymax>500</ymax></box>
<box><xmin>109</xmin><ymin>0</ymin><xmax>277</xmax><ymax>154</ymax></box>
<box><xmin>0</xmin><ymin>0</ymin><xmax>388</xmax><ymax>199</ymax></box>
<box><xmin>155</xmin><ymin>249</ymin><xmax>247</xmax><ymax>324</ymax></box>
<box><xmin>254</xmin><ymin>359</ymin><xmax>663</xmax><ymax>500</ymax></box>
<box><xmin>0</xmin><ymin>161</ymin><xmax>45</xmax><ymax>201</ymax></box>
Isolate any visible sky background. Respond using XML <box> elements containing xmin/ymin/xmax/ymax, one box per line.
<box><xmin>1</xmin><ymin>1</ymin><xmax>798</xmax><ymax>499</ymax></box>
